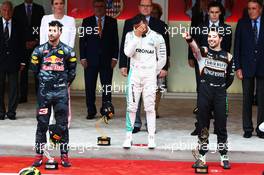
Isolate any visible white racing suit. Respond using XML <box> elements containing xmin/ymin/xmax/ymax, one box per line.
<box><xmin>124</xmin><ymin>27</ymin><xmax>166</xmax><ymax>136</ymax></box>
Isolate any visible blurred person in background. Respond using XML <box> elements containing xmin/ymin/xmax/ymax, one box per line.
<box><xmin>0</xmin><ymin>1</ymin><xmax>25</xmax><ymax>120</ymax></box>
<box><xmin>13</xmin><ymin>0</ymin><xmax>45</xmax><ymax>103</ymax></box>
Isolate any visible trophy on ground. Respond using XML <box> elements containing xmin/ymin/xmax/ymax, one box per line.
<box><xmin>43</xmin><ymin>124</ymin><xmax>62</xmax><ymax>170</ymax></box>
<box><xmin>96</xmin><ymin>101</ymin><xmax>114</xmax><ymax>146</ymax></box>
<box><xmin>192</xmin><ymin>149</ymin><xmax>208</xmax><ymax>174</ymax></box>
<box><xmin>44</xmin><ymin>149</ymin><xmax>58</xmax><ymax>170</ymax></box>
<box><xmin>192</xmin><ymin>128</ymin><xmax>209</xmax><ymax>174</ymax></box>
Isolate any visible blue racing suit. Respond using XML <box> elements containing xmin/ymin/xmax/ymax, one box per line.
<box><xmin>30</xmin><ymin>41</ymin><xmax>77</xmax><ymax>154</ymax></box>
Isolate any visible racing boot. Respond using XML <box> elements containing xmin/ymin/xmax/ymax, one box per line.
<box><xmin>148</xmin><ymin>134</ymin><xmax>156</xmax><ymax>149</ymax></box>
<box><xmin>123</xmin><ymin>132</ymin><xmax>132</xmax><ymax>149</ymax></box>
<box><xmin>220</xmin><ymin>154</ymin><xmax>231</xmax><ymax>169</ymax></box>
<box><xmin>61</xmin><ymin>154</ymin><xmax>71</xmax><ymax>167</ymax></box>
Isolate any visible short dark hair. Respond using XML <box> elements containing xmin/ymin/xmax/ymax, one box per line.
<box><xmin>248</xmin><ymin>0</ymin><xmax>263</xmax><ymax>7</ymax></box>
<box><xmin>93</xmin><ymin>0</ymin><xmax>106</xmax><ymax>6</ymax></box>
<box><xmin>51</xmin><ymin>0</ymin><xmax>65</xmax><ymax>5</ymax></box>
<box><xmin>48</xmin><ymin>20</ymin><xmax>63</xmax><ymax>32</ymax></box>
<box><xmin>208</xmin><ymin>1</ymin><xmax>222</xmax><ymax>11</ymax></box>
<box><xmin>132</xmin><ymin>14</ymin><xmax>148</xmax><ymax>26</ymax></box>
<box><xmin>208</xmin><ymin>1</ymin><xmax>226</xmax><ymax>23</ymax></box>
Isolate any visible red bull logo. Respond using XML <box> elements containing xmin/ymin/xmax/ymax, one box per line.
<box><xmin>42</xmin><ymin>65</ymin><xmax>65</xmax><ymax>71</ymax></box>
<box><xmin>42</xmin><ymin>55</ymin><xmax>65</xmax><ymax>71</ymax></box>
<box><xmin>44</xmin><ymin>55</ymin><xmax>63</xmax><ymax>64</ymax></box>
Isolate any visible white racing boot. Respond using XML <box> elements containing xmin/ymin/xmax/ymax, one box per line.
<box><xmin>123</xmin><ymin>132</ymin><xmax>132</xmax><ymax>149</ymax></box>
<box><xmin>148</xmin><ymin>134</ymin><xmax>156</xmax><ymax>149</ymax></box>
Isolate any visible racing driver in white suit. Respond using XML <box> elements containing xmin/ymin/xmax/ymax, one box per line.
<box><xmin>122</xmin><ymin>14</ymin><xmax>166</xmax><ymax>149</ymax></box>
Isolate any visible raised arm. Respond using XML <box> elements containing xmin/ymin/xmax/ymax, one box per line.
<box><xmin>124</xmin><ymin>32</ymin><xmax>141</xmax><ymax>58</ymax></box>
<box><xmin>182</xmin><ymin>32</ymin><xmax>203</xmax><ymax>60</ymax></box>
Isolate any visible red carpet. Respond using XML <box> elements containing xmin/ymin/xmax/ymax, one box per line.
<box><xmin>0</xmin><ymin>156</ymin><xmax>263</xmax><ymax>175</ymax></box>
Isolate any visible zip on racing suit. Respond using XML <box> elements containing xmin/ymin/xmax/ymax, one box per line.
<box><xmin>30</xmin><ymin>41</ymin><xmax>77</xmax><ymax>154</ymax></box>
<box><xmin>124</xmin><ymin>27</ymin><xmax>166</xmax><ymax>136</ymax></box>
<box><xmin>190</xmin><ymin>44</ymin><xmax>235</xmax><ymax>156</ymax></box>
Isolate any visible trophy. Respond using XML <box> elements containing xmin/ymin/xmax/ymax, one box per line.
<box><xmin>96</xmin><ymin>101</ymin><xmax>114</xmax><ymax>146</ymax></box>
<box><xmin>192</xmin><ymin>148</ymin><xmax>208</xmax><ymax>174</ymax></box>
<box><xmin>43</xmin><ymin>124</ymin><xmax>63</xmax><ymax>170</ymax></box>
<box><xmin>192</xmin><ymin>128</ymin><xmax>209</xmax><ymax>174</ymax></box>
<box><xmin>44</xmin><ymin>149</ymin><xmax>58</xmax><ymax>170</ymax></box>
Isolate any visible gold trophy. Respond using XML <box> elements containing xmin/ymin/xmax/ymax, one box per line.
<box><xmin>192</xmin><ymin>128</ymin><xmax>209</xmax><ymax>174</ymax></box>
<box><xmin>96</xmin><ymin>101</ymin><xmax>114</xmax><ymax>146</ymax></box>
<box><xmin>192</xmin><ymin>148</ymin><xmax>208</xmax><ymax>174</ymax></box>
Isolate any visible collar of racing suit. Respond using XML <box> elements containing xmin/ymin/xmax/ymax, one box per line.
<box><xmin>47</xmin><ymin>41</ymin><xmax>63</xmax><ymax>50</ymax></box>
<box><xmin>145</xmin><ymin>26</ymin><xmax>151</xmax><ymax>36</ymax></box>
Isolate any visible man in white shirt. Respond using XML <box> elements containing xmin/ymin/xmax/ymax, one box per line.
<box><xmin>40</xmin><ymin>0</ymin><xmax>76</xmax><ymax>48</ymax></box>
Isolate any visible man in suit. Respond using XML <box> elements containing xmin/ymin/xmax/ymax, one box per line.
<box><xmin>193</xmin><ymin>1</ymin><xmax>232</xmax><ymax>53</ymax></box>
<box><xmin>241</xmin><ymin>0</ymin><xmax>264</xmax><ymax>108</ymax></box>
<box><xmin>186</xmin><ymin>0</ymin><xmax>231</xmax><ymax>27</ymax></box>
<box><xmin>234</xmin><ymin>0</ymin><xmax>264</xmax><ymax>139</ymax></box>
<box><xmin>187</xmin><ymin>0</ymin><xmax>210</xmax><ymax>28</ymax></box>
<box><xmin>119</xmin><ymin>0</ymin><xmax>170</xmax><ymax>133</ymax></box>
<box><xmin>0</xmin><ymin>1</ymin><xmax>25</xmax><ymax>120</ymax></box>
<box><xmin>80</xmin><ymin>0</ymin><xmax>119</xmax><ymax>119</ymax></box>
<box><xmin>13</xmin><ymin>0</ymin><xmax>45</xmax><ymax>103</ymax></box>
<box><xmin>188</xmin><ymin>1</ymin><xmax>232</xmax><ymax>135</ymax></box>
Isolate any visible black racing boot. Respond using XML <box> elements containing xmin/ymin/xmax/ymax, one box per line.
<box><xmin>61</xmin><ymin>154</ymin><xmax>71</xmax><ymax>167</ymax></box>
<box><xmin>220</xmin><ymin>155</ymin><xmax>231</xmax><ymax>169</ymax></box>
